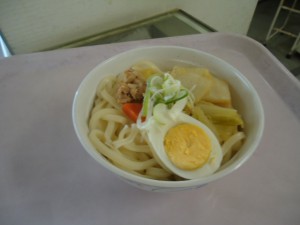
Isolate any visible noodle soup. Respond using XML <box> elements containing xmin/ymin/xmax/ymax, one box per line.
<box><xmin>73</xmin><ymin>46</ymin><xmax>264</xmax><ymax>191</ymax></box>
<box><xmin>88</xmin><ymin>62</ymin><xmax>245</xmax><ymax>181</ymax></box>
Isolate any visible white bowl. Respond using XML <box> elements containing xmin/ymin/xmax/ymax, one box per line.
<box><xmin>72</xmin><ymin>46</ymin><xmax>264</xmax><ymax>192</ymax></box>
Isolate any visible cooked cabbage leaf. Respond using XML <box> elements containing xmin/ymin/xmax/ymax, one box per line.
<box><xmin>198</xmin><ymin>102</ymin><xmax>244</xmax><ymax>127</ymax></box>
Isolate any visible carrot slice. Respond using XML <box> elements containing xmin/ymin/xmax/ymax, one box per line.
<box><xmin>122</xmin><ymin>103</ymin><xmax>143</xmax><ymax>122</ymax></box>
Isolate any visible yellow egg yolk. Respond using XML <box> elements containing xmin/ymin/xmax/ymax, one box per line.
<box><xmin>164</xmin><ymin>123</ymin><xmax>212</xmax><ymax>170</ymax></box>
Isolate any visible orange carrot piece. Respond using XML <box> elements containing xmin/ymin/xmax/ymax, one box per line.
<box><xmin>122</xmin><ymin>103</ymin><xmax>143</xmax><ymax>122</ymax></box>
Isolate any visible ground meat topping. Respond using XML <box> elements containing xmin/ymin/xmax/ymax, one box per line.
<box><xmin>116</xmin><ymin>69</ymin><xmax>146</xmax><ymax>104</ymax></box>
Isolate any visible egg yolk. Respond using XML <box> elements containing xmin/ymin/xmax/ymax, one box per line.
<box><xmin>164</xmin><ymin>123</ymin><xmax>212</xmax><ymax>170</ymax></box>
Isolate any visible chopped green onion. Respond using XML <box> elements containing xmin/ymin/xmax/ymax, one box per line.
<box><xmin>137</xmin><ymin>72</ymin><xmax>193</xmax><ymax>128</ymax></box>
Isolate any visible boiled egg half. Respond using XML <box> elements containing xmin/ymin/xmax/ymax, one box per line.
<box><xmin>142</xmin><ymin>98</ymin><xmax>223</xmax><ymax>179</ymax></box>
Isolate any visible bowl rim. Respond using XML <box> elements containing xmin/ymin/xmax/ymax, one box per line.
<box><xmin>72</xmin><ymin>45</ymin><xmax>265</xmax><ymax>189</ymax></box>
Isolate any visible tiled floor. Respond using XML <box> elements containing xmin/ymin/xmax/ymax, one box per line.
<box><xmin>247</xmin><ymin>0</ymin><xmax>300</xmax><ymax>79</ymax></box>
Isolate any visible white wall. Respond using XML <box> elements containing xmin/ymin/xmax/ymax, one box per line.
<box><xmin>0</xmin><ymin>0</ymin><xmax>258</xmax><ymax>54</ymax></box>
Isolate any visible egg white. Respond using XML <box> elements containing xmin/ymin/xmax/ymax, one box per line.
<box><xmin>145</xmin><ymin>106</ymin><xmax>223</xmax><ymax>180</ymax></box>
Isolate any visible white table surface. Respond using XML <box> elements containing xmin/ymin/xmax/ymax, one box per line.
<box><xmin>0</xmin><ymin>33</ymin><xmax>299</xmax><ymax>225</ymax></box>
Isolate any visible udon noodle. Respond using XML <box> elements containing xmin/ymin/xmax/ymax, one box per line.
<box><xmin>88</xmin><ymin>62</ymin><xmax>245</xmax><ymax>180</ymax></box>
